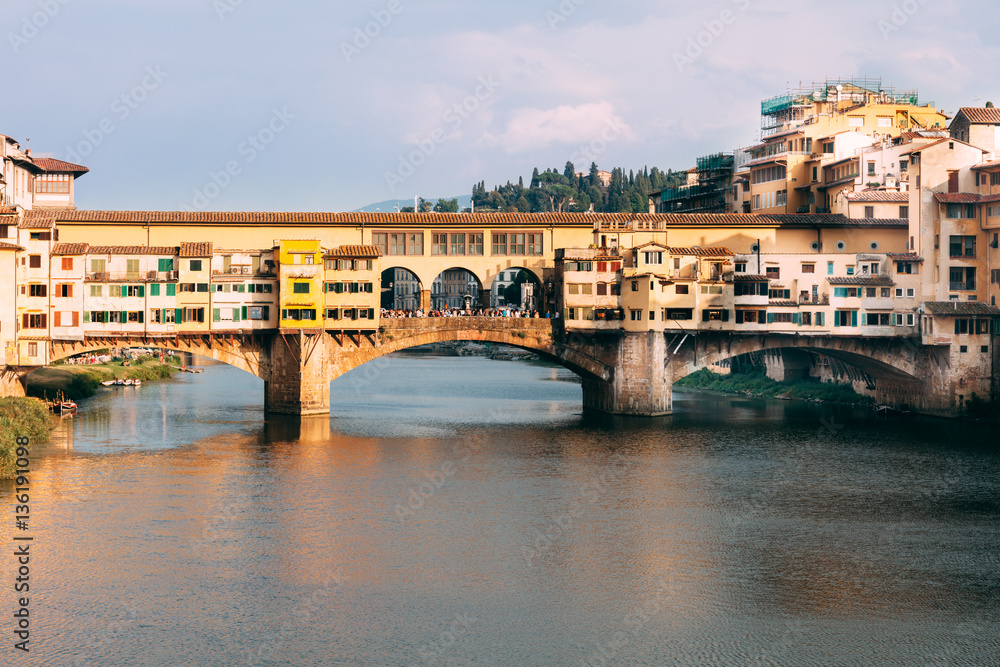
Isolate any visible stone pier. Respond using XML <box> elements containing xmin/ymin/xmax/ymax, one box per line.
<box><xmin>263</xmin><ymin>331</ymin><xmax>331</xmax><ymax>415</ymax></box>
<box><xmin>582</xmin><ymin>331</ymin><xmax>672</xmax><ymax>416</ymax></box>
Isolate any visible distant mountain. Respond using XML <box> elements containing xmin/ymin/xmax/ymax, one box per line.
<box><xmin>353</xmin><ymin>195</ymin><xmax>473</xmax><ymax>213</ymax></box>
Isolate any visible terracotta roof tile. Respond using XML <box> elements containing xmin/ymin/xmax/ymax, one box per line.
<box><xmin>19</xmin><ymin>210</ymin><xmax>55</xmax><ymax>228</ymax></box>
<box><xmin>39</xmin><ymin>209</ymin><xmax>905</xmax><ymax>229</ymax></box>
<box><xmin>887</xmin><ymin>253</ymin><xmax>923</xmax><ymax>262</ymax></box>
<box><xmin>32</xmin><ymin>157</ymin><xmax>89</xmax><ymax>173</ymax></box>
<box><xmin>848</xmin><ymin>217</ymin><xmax>909</xmax><ymax>226</ymax></box>
<box><xmin>0</xmin><ymin>206</ymin><xmax>19</xmax><ymax>215</ymax></box>
<box><xmin>925</xmin><ymin>301</ymin><xmax>1000</xmax><ymax>316</ymax></box>
<box><xmin>934</xmin><ymin>193</ymin><xmax>981</xmax><ymax>203</ymax></box>
<box><xmin>0</xmin><ymin>241</ymin><xmax>22</xmax><ymax>251</ymax></box>
<box><xmin>955</xmin><ymin>107</ymin><xmax>1000</xmax><ymax>125</ymax></box>
<box><xmin>971</xmin><ymin>159</ymin><xmax>1000</xmax><ymax>171</ymax></box>
<box><xmin>827</xmin><ymin>276</ymin><xmax>895</xmax><ymax>286</ymax></box>
<box><xmin>847</xmin><ymin>190</ymin><xmax>910</xmax><ymax>202</ymax></box>
<box><xmin>326</xmin><ymin>245</ymin><xmax>381</xmax><ymax>258</ymax></box>
<box><xmin>179</xmin><ymin>242</ymin><xmax>213</xmax><ymax>257</ymax></box>
<box><xmin>88</xmin><ymin>245</ymin><xmax>177</xmax><ymax>255</ymax></box>
<box><xmin>734</xmin><ymin>274</ymin><xmax>769</xmax><ymax>281</ymax></box>
<box><xmin>51</xmin><ymin>243</ymin><xmax>89</xmax><ymax>255</ymax></box>
<box><xmin>668</xmin><ymin>246</ymin><xmax>733</xmax><ymax>256</ymax></box>
<box><xmin>769</xmin><ymin>300</ymin><xmax>799</xmax><ymax>307</ymax></box>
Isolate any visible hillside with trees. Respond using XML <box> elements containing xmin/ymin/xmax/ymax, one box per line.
<box><xmin>469</xmin><ymin>162</ymin><xmax>684</xmax><ymax>213</ymax></box>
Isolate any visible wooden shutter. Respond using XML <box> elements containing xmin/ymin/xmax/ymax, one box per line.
<box><xmin>54</xmin><ymin>312</ymin><xmax>61</xmax><ymax>327</ymax></box>
<box><xmin>72</xmin><ymin>312</ymin><xmax>79</xmax><ymax>327</ymax></box>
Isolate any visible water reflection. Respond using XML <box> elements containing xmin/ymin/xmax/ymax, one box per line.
<box><xmin>1</xmin><ymin>354</ymin><xmax>998</xmax><ymax>665</ymax></box>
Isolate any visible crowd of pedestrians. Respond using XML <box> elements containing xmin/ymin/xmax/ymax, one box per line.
<box><xmin>380</xmin><ymin>307</ymin><xmax>559</xmax><ymax>319</ymax></box>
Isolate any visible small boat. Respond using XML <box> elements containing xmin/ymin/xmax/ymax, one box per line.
<box><xmin>58</xmin><ymin>401</ymin><xmax>77</xmax><ymax>415</ymax></box>
<box><xmin>101</xmin><ymin>380</ymin><xmax>116</xmax><ymax>387</ymax></box>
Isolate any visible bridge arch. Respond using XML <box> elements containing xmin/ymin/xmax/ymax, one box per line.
<box><xmin>45</xmin><ymin>335</ymin><xmax>269</xmax><ymax>379</ymax></box>
<box><xmin>331</xmin><ymin>319</ymin><xmax>612</xmax><ymax>384</ymax></box>
<box><xmin>668</xmin><ymin>333</ymin><xmax>930</xmax><ymax>409</ymax></box>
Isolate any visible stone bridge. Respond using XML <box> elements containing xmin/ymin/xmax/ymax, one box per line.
<box><xmin>8</xmin><ymin>319</ymin><xmax>958</xmax><ymax>417</ymax></box>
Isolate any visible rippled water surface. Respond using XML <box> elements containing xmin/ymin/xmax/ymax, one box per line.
<box><xmin>3</xmin><ymin>354</ymin><xmax>999</xmax><ymax>666</ymax></box>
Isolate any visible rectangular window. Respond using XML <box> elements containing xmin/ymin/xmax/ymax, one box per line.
<box><xmin>293</xmin><ymin>282</ymin><xmax>310</xmax><ymax>294</ymax></box>
<box><xmin>949</xmin><ymin>235</ymin><xmax>976</xmax><ymax>258</ymax></box>
<box><xmin>158</xmin><ymin>258</ymin><xmax>174</xmax><ymax>272</ymax></box>
<box><xmin>838</xmin><ymin>310</ymin><xmax>857</xmax><ymax>327</ymax></box>
<box><xmin>189</xmin><ymin>260</ymin><xmax>203</xmax><ymax>272</ymax></box>
<box><xmin>492</xmin><ymin>233</ymin><xmax>507</xmax><ymax>255</ymax></box>
<box><xmin>899</xmin><ymin>205</ymin><xmax>909</xmax><ymax>218</ymax></box>
<box><xmin>29</xmin><ymin>284</ymin><xmax>47</xmax><ymax>297</ymax></box>
<box><xmin>248</xmin><ymin>306</ymin><xmax>270</xmax><ymax>320</ymax></box>
<box><xmin>29</xmin><ymin>255</ymin><xmax>42</xmax><ymax>268</ymax></box>
<box><xmin>801</xmin><ymin>264</ymin><xmax>815</xmax><ymax>273</ymax></box>
<box><xmin>90</xmin><ymin>285</ymin><xmax>102</xmax><ymax>297</ymax></box>
<box><xmin>509</xmin><ymin>234</ymin><xmax>525</xmax><ymax>255</ymax></box>
<box><xmin>865</xmin><ymin>206</ymin><xmax>875</xmax><ymax>218</ymax></box>
<box><xmin>373</xmin><ymin>233</ymin><xmax>388</xmax><ymax>255</ymax></box>
<box><xmin>765</xmin><ymin>267</ymin><xmax>780</xmax><ymax>278</ymax></box>
<box><xmin>527</xmin><ymin>233</ymin><xmax>543</xmax><ymax>255</ymax></box>
<box><xmin>450</xmin><ymin>233</ymin><xmax>465</xmax><ymax>255</ymax></box>
<box><xmin>827</xmin><ymin>262</ymin><xmax>834</xmax><ymax>275</ymax></box>
<box><xmin>644</xmin><ymin>251</ymin><xmax>663</xmax><ymax>265</ymax></box>
<box><xmin>150</xmin><ymin>283</ymin><xmax>160</xmax><ymax>296</ymax></box>
<box><xmin>166</xmin><ymin>283</ymin><xmax>176</xmax><ymax>296</ymax></box>
<box><xmin>432</xmin><ymin>233</ymin><xmax>448</xmax><ymax>255</ymax></box>
<box><xmin>468</xmin><ymin>233</ymin><xmax>483</xmax><ymax>255</ymax></box>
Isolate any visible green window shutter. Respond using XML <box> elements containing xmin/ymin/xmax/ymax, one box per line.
<box><xmin>137</xmin><ymin>285</ymin><xmax>145</xmax><ymax>298</ymax></box>
<box><xmin>162</xmin><ymin>309</ymin><xmax>167</xmax><ymax>323</ymax></box>
<box><xmin>792</xmin><ymin>313</ymin><xmax>800</xmax><ymax>325</ymax></box>
<box><xmin>242</xmin><ymin>306</ymin><xmax>248</xmax><ymax>320</ymax></box>
<box><xmin>238</xmin><ymin>284</ymin><xmax>245</xmax><ymax>293</ymax></box>
<box><xmin>150</xmin><ymin>283</ymin><xmax>160</xmax><ymax>296</ymax></box>
<box><xmin>852</xmin><ymin>310</ymin><xmax>858</xmax><ymax>327</ymax></box>
<box><xmin>176</xmin><ymin>308</ymin><xmax>183</xmax><ymax>323</ymax></box>
<box><xmin>818</xmin><ymin>312</ymin><xmax>825</xmax><ymax>326</ymax></box>
<box><xmin>166</xmin><ymin>283</ymin><xmax>176</xmax><ymax>296</ymax></box>
<box><xmin>213</xmin><ymin>308</ymin><xmax>221</xmax><ymax>322</ymax></box>
<box><xmin>83</xmin><ymin>311</ymin><xmax>90</xmax><ymax>323</ymax></box>
<box><xmin>281</xmin><ymin>309</ymin><xmax>287</xmax><ymax>320</ymax></box>
<box><xmin>138</xmin><ymin>311</ymin><xmax>144</xmax><ymax>323</ymax></box>
<box><xmin>827</xmin><ymin>262</ymin><xmax>834</xmax><ymax>275</ymax></box>
<box><xmin>233</xmin><ymin>308</ymin><xmax>240</xmax><ymax>322</ymax></box>
<box><xmin>767</xmin><ymin>312</ymin><xmax>774</xmax><ymax>324</ymax></box>
<box><xmin>834</xmin><ymin>313</ymin><xmax>840</xmax><ymax>327</ymax></box>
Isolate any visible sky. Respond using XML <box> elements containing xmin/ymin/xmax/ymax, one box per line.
<box><xmin>4</xmin><ymin>0</ymin><xmax>1000</xmax><ymax>213</ymax></box>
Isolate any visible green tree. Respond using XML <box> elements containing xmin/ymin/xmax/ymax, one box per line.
<box><xmin>433</xmin><ymin>198</ymin><xmax>459</xmax><ymax>213</ymax></box>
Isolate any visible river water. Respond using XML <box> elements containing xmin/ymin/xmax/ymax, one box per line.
<box><xmin>3</xmin><ymin>354</ymin><xmax>999</xmax><ymax>666</ymax></box>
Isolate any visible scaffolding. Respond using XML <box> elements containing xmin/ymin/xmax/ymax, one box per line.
<box><xmin>760</xmin><ymin>77</ymin><xmax>922</xmax><ymax>135</ymax></box>
<box><xmin>655</xmin><ymin>153</ymin><xmax>735</xmax><ymax>213</ymax></box>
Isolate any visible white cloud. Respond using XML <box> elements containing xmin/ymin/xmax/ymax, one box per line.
<box><xmin>488</xmin><ymin>101</ymin><xmax>634</xmax><ymax>153</ymax></box>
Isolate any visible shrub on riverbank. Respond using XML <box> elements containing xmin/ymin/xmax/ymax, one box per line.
<box><xmin>0</xmin><ymin>397</ymin><xmax>54</xmax><ymax>479</ymax></box>
<box><xmin>675</xmin><ymin>367</ymin><xmax>873</xmax><ymax>406</ymax></box>
<box><xmin>27</xmin><ymin>355</ymin><xmax>182</xmax><ymax>401</ymax></box>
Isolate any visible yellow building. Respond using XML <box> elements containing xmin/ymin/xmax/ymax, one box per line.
<box><xmin>277</xmin><ymin>239</ymin><xmax>323</xmax><ymax>329</ymax></box>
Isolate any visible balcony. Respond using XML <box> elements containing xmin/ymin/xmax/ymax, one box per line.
<box><xmin>950</xmin><ymin>282</ymin><xmax>976</xmax><ymax>291</ymax></box>
<box><xmin>85</xmin><ymin>271</ymin><xmax>177</xmax><ymax>282</ymax></box>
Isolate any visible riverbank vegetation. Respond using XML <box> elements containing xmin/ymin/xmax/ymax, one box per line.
<box><xmin>0</xmin><ymin>397</ymin><xmax>54</xmax><ymax>479</ymax></box>
<box><xmin>26</xmin><ymin>353</ymin><xmax>183</xmax><ymax>401</ymax></box>
<box><xmin>675</xmin><ymin>367</ymin><xmax>874</xmax><ymax>406</ymax></box>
